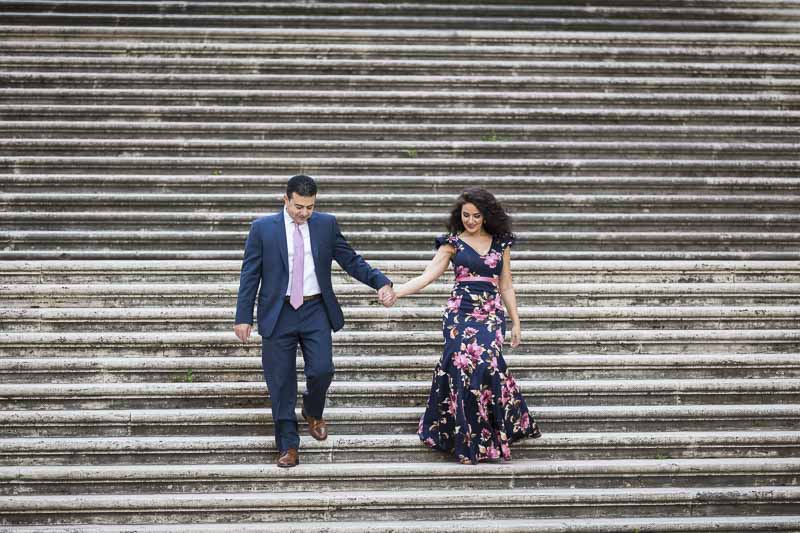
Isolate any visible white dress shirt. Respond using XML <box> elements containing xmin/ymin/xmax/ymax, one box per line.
<box><xmin>284</xmin><ymin>208</ymin><xmax>322</xmax><ymax>297</ymax></box>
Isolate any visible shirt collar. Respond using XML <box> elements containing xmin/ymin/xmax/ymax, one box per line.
<box><xmin>284</xmin><ymin>208</ymin><xmax>307</xmax><ymax>227</ymax></box>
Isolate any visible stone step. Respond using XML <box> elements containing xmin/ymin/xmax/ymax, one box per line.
<box><xmin>2</xmin><ymin>39</ymin><xmax>799</xmax><ymax>62</ymax></box>
<box><xmin>2</xmin><ymin>378</ymin><xmax>799</xmax><ymax>410</ymax></box>
<box><xmin>3</xmin><ymin>40</ymin><xmax>800</xmax><ymax>66</ymax></box>
<box><xmin>3</xmin><ymin>330</ymin><xmax>798</xmax><ymax>356</ymax></box>
<box><xmin>5</xmin><ymin>89</ymin><xmax>800</xmax><ymax>110</ymax></box>
<box><xmin>3</xmin><ymin>431</ymin><xmax>798</xmax><ymax>466</ymax></box>
<box><xmin>7</xmin><ymin>282</ymin><xmax>799</xmax><ymax>307</ymax></box>
<box><xmin>4</xmin><ymin>1</ymin><xmax>799</xmax><ymax>22</ymax></box>
<box><xmin>7</xmin><ymin>55</ymin><xmax>799</xmax><ymax>76</ymax></box>
<box><xmin>3</xmin><ymin>516</ymin><xmax>800</xmax><ymax>533</ymax></box>
<box><xmin>6</xmin><ymin>212</ymin><xmax>800</xmax><ymax>233</ymax></box>
<box><xmin>3</xmin><ymin>458</ymin><xmax>800</xmax><ymax>496</ymax></box>
<box><xmin>6</xmin><ymin>72</ymin><xmax>800</xmax><ymax>93</ymax></box>
<box><xmin>4</xmin><ymin>353</ymin><xmax>798</xmax><ymax>383</ymax></box>
<box><xmin>4</xmin><ymin>105</ymin><xmax>800</xmax><ymax>127</ymax></box>
<box><xmin>3</xmin><ymin>306</ymin><xmax>799</xmax><ymax>333</ymax></box>
<box><xmin>4</xmin><ymin>122</ymin><xmax>800</xmax><ymax>144</ymax></box>
<box><xmin>8</xmin><ymin>249</ymin><xmax>800</xmax><ymax>261</ymax></box>
<box><xmin>6</xmin><ymin>193</ymin><xmax>799</xmax><ymax>214</ymax></box>
<box><xmin>3</xmin><ymin>404</ymin><xmax>797</xmax><ymax>437</ymax></box>
<box><xmin>4</xmin><ymin>139</ymin><xmax>800</xmax><ymax>159</ymax></box>
<box><xmin>3</xmin><ymin>9</ymin><xmax>800</xmax><ymax>33</ymax></box>
<box><xmin>5</xmin><ymin>259</ymin><xmax>798</xmax><ymax>284</ymax></box>
<box><xmin>5</xmin><ymin>175</ymin><xmax>798</xmax><ymax>195</ymax></box>
<box><xmin>4</xmin><ymin>230</ymin><xmax>800</xmax><ymax>254</ymax></box>
<box><xmin>3</xmin><ymin>157</ymin><xmax>799</xmax><ymax>180</ymax></box>
<box><xmin>4</xmin><ymin>25</ymin><xmax>800</xmax><ymax>46</ymax></box>
<box><xmin>2</xmin><ymin>486</ymin><xmax>798</xmax><ymax>525</ymax></box>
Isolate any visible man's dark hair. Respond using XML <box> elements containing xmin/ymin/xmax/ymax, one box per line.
<box><xmin>286</xmin><ymin>175</ymin><xmax>318</xmax><ymax>199</ymax></box>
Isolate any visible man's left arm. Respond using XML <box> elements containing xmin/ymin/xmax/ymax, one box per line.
<box><xmin>331</xmin><ymin>216</ymin><xmax>391</xmax><ymax>291</ymax></box>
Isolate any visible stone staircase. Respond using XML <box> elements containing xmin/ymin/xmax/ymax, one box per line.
<box><xmin>1</xmin><ymin>0</ymin><xmax>800</xmax><ymax>530</ymax></box>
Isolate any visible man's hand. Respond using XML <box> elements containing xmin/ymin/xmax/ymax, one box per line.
<box><xmin>378</xmin><ymin>284</ymin><xmax>397</xmax><ymax>307</ymax></box>
<box><xmin>234</xmin><ymin>323</ymin><xmax>252</xmax><ymax>343</ymax></box>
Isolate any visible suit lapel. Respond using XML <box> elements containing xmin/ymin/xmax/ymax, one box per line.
<box><xmin>275</xmin><ymin>211</ymin><xmax>288</xmax><ymax>272</ymax></box>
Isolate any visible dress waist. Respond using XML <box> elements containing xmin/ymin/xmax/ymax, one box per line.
<box><xmin>455</xmin><ymin>275</ymin><xmax>498</xmax><ymax>285</ymax></box>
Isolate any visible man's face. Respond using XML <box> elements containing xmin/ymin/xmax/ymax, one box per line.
<box><xmin>284</xmin><ymin>193</ymin><xmax>315</xmax><ymax>225</ymax></box>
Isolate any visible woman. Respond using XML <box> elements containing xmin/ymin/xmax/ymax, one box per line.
<box><xmin>394</xmin><ymin>188</ymin><xmax>542</xmax><ymax>464</ymax></box>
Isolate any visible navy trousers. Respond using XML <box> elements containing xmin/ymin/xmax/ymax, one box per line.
<box><xmin>261</xmin><ymin>298</ymin><xmax>333</xmax><ymax>452</ymax></box>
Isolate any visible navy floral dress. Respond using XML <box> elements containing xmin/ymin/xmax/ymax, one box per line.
<box><xmin>418</xmin><ymin>233</ymin><xmax>542</xmax><ymax>464</ymax></box>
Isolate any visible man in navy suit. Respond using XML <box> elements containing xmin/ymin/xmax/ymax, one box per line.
<box><xmin>234</xmin><ymin>175</ymin><xmax>396</xmax><ymax>467</ymax></box>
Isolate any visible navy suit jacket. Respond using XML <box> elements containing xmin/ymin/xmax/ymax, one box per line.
<box><xmin>235</xmin><ymin>210</ymin><xmax>391</xmax><ymax>338</ymax></box>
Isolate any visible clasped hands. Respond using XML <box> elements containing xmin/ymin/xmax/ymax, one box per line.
<box><xmin>377</xmin><ymin>284</ymin><xmax>397</xmax><ymax>307</ymax></box>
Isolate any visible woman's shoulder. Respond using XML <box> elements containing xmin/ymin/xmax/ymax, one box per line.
<box><xmin>434</xmin><ymin>233</ymin><xmax>460</xmax><ymax>250</ymax></box>
<box><xmin>497</xmin><ymin>232</ymin><xmax>516</xmax><ymax>251</ymax></box>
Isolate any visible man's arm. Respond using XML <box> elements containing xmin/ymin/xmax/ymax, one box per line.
<box><xmin>331</xmin><ymin>216</ymin><xmax>391</xmax><ymax>291</ymax></box>
<box><xmin>234</xmin><ymin>222</ymin><xmax>262</xmax><ymax>341</ymax></box>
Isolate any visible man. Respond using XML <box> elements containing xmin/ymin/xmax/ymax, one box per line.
<box><xmin>234</xmin><ymin>175</ymin><xmax>396</xmax><ymax>467</ymax></box>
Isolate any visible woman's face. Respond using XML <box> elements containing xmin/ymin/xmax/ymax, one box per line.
<box><xmin>461</xmin><ymin>202</ymin><xmax>484</xmax><ymax>235</ymax></box>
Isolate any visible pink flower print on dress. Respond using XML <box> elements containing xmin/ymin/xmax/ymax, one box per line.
<box><xmin>482</xmin><ymin>300</ymin><xmax>495</xmax><ymax>315</ymax></box>
<box><xmin>501</xmin><ymin>376</ymin><xmax>519</xmax><ymax>406</ymax></box>
<box><xmin>455</xmin><ymin>265</ymin><xmax>470</xmax><ymax>278</ymax></box>
<box><xmin>452</xmin><ymin>351</ymin><xmax>471</xmax><ymax>370</ymax></box>
<box><xmin>477</xmin><ymin>389</ymin><xmax>493</xmax><ymax>421</ymax></box>
<box><xmin>486</xmin><ymin>442</ymin><xmax>501</xmax><ymax>459</ymax></box>
<box><xmin>501</xmin><ymin>442</ymin><xmax>511</xmax><ymax>460</ymax></box>
<box><xmin>465</xmin><ymin>340</ymin><xmax>485</xmax><ymax>363</ymax></box>
<box><xmin>494</xmin><ymin>294</ymin><xmax>504</xmax><ymax>311</ymax></box>
<box><xmin>481</xmin><ymin>428</ymin><xmax>492</xmax><ymax>440</ymax></box>
<box><xmin>463</xmin><ymin>327</ymin><xmax>479</xmax><ymax>339</ymax></box>
<box><xmin>490</xmin><ymin>356</ymin><xmax>499</xmax><ymax>370</ymax></box>
<box><xmin>495</xmin><ymin>329</ymin><xmax>504</xmax><ymax>347</ymax></box>
<box><xmin>446</xmin><ymin>295</ymin><xmax>462</xmax><ymax>313</ymax></box>
<box><xmin>483</xmin><ymin>250</ymin><xmax>502</xmax><ymax>268</ymax></box>
<box><xmin>448</xmin><ymin>389</ymin><xmax>458</xmax><ymax>416</ymax></box>
<box><xmin>470</xmin><ymin>307</ymin><xmax>488</xmax><ymax>322</ymax></box>
<box><xmin>520</xmin><ymin>411</ymin><xmax>531</xmax><ymax>430</ymax></box>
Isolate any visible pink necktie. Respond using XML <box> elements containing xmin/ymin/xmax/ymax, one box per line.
<box><xmin>290</xmin><ymin>222</ymin><xmax>304</xmax><ymax>309</ymax></box>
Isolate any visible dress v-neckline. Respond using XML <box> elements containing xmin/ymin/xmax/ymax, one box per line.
<box><xmin>457</xmin><ymin>234</ymin><xmax>494</xmax><ymax>257</ymax></box>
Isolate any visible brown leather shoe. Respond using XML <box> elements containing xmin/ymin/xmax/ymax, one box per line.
<box><xmin>302</xmin><ymin>410</ymin><xmax>328</xmax><ymax>441</ymax></box>
<box><xmin>277</xmin><ymin>448</ymin><xmax>299</xmax><ymax>468</ymax></box>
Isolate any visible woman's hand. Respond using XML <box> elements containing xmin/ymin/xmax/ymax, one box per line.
<box><xmin>510</xmin><ymin>323</ymin><xmax>522</xmax><ymax>348</ymax></box>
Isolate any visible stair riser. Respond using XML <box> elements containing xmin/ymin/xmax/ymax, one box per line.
<box><xmin>4</xmin><ymin>471</ymin><xmax>800</xmax><ymax>497</ymax></box>
<box><xmin>3</xmin><ymin>110</ymin><xmax>799</xmax><ymax>128</ymax></box>
<box><xmin>6</xmin><ymin>295</ymin><xmax>800</xmax><ymax>307</ymax></box>
<box><xmin>4</xmin><ymin>365</ymin><xmax>797</xmax><ymax>383</ymax></box>
<box><xmin>3</xmin><ymin>391</ymin><xmax>799</xmax><ymax>410</ymax></box>
<box><xmin>5</xmin><ymin>130</ymin><xmax>800</xmax><ymax>145</ymax></box>
<box><xmin>5</xmin><ymin>269</ymin><xmax>798</xmax><ymax>284</ymax></box>
<box><xmin>5</xmin><ymin>95</ymin><xmax>800</xmax><ymax>111</ymax></box>
<box><xmin>6</xmin><ymin>75</ymin><xmax>800</xmax><ymax>93</ymax></box>
<box><xmin>5</xmin><ymin>442</ymin><xmax>798</xmax><ymax>466</ymax></box>
<box><xmin>4</xmin><ymin>319</ymin><xmax>799</xmax><ymax>333</ymax></box>
<box><xmin>4</xmin><ymin>341</ymin><xmax>799</xmax><ymax>357</ymax></box>
<box><xmin>4</xmin><ymin>58</ymin><xmax>800</xmax><ymax>75</ymax></box>
<box><xmin>7</xmin><ymin>202</ymin><xmax>800</xmax><ymax>215</ymax></box>
<box><xmin>3</xmin><ymin>416</ymin><xmax>796</xmax><ymax>438</ymax></box>
<box><xmin>3</xmin><ymin>500</ymin><xmax>799</xmax><ymax>526</ymax></box>
<box><xmin>5</xmin><ymin>240</ymin><xmax>800</xmax><ymax>253</ymax></box>
<box><xmin>3</xmin><ymin>2</ymin><xmax>800</xmax><ymax>19</ymax></box>
<box><xmin>9</xmin><ymin>220</ymin><xmax>800</xmax><ymax>233</ymax></box>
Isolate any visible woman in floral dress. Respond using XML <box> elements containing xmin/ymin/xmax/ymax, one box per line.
<box><xmin>394</xmin><ymin>188</ymin><xmax>541</xmax><ymax>464</ymax></box>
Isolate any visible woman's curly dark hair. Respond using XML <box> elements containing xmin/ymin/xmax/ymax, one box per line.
<box><xmin>447</xmin><ymin>188</ymin><xmax>513</xmax><ymax>240</ymax></box>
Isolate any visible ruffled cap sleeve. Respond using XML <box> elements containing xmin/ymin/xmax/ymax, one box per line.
<box><xmin>499</xmin><ymin>234</ymin><xmax>516</xmax><ymax>250</ymax></box>
<box><xmin>434</xmin><ymin>233</ymin><xmax>459</xmax><ymax>250</ymax></box>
